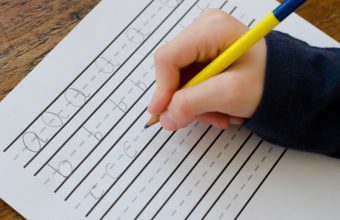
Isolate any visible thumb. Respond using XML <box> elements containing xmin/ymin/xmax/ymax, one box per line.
<box><xmin>160</xmin><ymin>73</ymin><xmax>236</xmax><ymax>130</ymax></box>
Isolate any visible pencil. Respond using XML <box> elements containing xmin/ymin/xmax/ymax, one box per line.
<box><xmin>145</xmin><ymin>0</ymin><xmax>306</xmax><ymax>129</ymax></box>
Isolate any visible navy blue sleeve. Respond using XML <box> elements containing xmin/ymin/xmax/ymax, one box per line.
<box><xmin>245</xmin><ymin>31</ymin><xmax>340</xmax><ymax>158</ymax></box>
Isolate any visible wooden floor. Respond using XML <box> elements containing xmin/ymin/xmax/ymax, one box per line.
<box><xmin>0</xmin><ymin>0</ymin><xmax>339</xmax><ymax>219</ymax></box>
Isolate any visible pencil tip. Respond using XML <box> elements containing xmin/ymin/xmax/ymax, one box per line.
<box><xmin>144</xmin><ymin>124</ymin><xmax>150</xmax><ymax>129</ymax></box>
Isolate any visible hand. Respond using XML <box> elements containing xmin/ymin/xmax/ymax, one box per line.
<box><xmin>147</xmin><ymin>9</ymin><xmax>267</xmax><ymax>131</ymax></box>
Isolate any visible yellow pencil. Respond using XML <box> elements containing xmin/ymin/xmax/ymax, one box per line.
<box><xmin>145</xmin><ymin>0</ymin><xmax>306</xmax><ymax>129</ymax></box>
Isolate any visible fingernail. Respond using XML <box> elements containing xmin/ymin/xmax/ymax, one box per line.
<box><xmin>230</xmin><ymin>117</ymin><xmax>244</xmax><ymax>125</ymax></box>
<box><xmin>161</xmin><ymin>111</ymin><xmax>177</xmax><ymax>130</ymax></box>
<box><xmin>211</xmin><ymin>121</ymin><xmax>220</xmax><ymax>128</ymax></box>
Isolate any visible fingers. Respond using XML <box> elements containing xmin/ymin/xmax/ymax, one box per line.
<box><xmin>196</xmin><ymin>112</ymin><xmax>230</xmax><ymax>129</ymax></box>
<box><xmin>159</xmin><ymin>73</ymin><xmax>238</xmax><ymax>130</ymax></box>
<box><xmin>196</xmin><ymin>113</ymin><xmax>244</xmax><ymax>128</ymax></box>
<box><xmin>148</xmin><ymin>9</ymin><xmax>248</xmax><ymax>116</ymax></box>
<box><xmin>161</xmin><ymin>110</ymin><xmax>244</xmax><ymax>131</ymax></box>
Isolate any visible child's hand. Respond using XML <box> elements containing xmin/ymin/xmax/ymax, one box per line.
<box><xmin>147</xmin><ymin>9</ymin><xmax>267</xmax><ymax>131</ymax></box>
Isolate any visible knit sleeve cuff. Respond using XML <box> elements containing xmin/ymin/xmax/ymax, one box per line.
<box><xmin>245</xmin><ymin>31</ymin><xmax>303</xmax><ymax>148</ymax></box>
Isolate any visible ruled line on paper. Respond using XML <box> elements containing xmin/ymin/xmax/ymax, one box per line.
<box><xmin>100</xmin><ymin>126</ymin><xmax>212</xmax><ymax>219</ymax></box>
<box><xmin>234</xmin><ymin>149</ymin><xmax>287</xmax><ymax>219</ymax></box>
<box><xmin>201</xmin><ymin>140</ymin><xmax>263</xmax><ymax>219</ymax></box>
<box><xmin>135</xmin><ymin>130</ymin><xmax>225</xmax><ymax>219</ymax></box>
<box><xmin>184</xmin><ymin>133</ymin><xmax>253</xmax><ymax>219</ymax></box>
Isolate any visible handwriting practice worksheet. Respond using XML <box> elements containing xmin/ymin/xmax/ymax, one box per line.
<box><xmin>1</xmin><ymin>0</ymin><xmax>340</xmax><ymax>219</ymax></box>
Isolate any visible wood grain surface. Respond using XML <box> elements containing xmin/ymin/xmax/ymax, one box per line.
<box><xmin>0</xmin><ymin>0</ymin><xmax>339</xmax><ymax>219</ymax></box>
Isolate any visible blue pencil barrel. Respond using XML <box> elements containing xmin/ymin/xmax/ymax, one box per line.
<box><xmin>273</xmin><ymin>0</ymin><xmax>306</xmax><ymax>21</ymax></box>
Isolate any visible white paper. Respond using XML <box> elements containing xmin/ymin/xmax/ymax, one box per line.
<box><xmin>0</xmin><ymin>0</ymin><xmax>339</xmax><ymax>219</ymax></box>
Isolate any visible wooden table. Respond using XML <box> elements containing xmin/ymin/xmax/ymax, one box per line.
<box><xmin>0</xmin><ymin>0</ymin><xmax>339</xmax><ymax>219</ymax></box>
